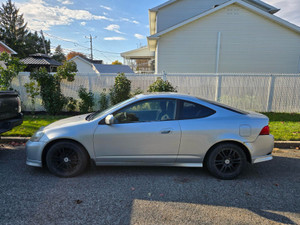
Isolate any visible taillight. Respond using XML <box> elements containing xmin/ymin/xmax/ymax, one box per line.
<box><xmin>259</xmin><ymin>125</ymin><xmax>270</xmax><ymax>135</ymax></box>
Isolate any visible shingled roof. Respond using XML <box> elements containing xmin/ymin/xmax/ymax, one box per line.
<box><xmin>21</xmin><ymin>53</ymin><xmax>62</xmax><ymax>66</ymax></box>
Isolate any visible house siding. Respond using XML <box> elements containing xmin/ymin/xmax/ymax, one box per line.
<box><xmin>156</xmin><ymin>4</ymin><xmax>300</xmax><ymax>74</ymax></box>
<box><xmin>156</xmin><ymin>0</ymin><xmax>227</xmax><ymax>33</ymax></box>
<box><xmin>71</xmin><ymin>57</ymin><xmax>96</xmax><ymax>73</ymax></box>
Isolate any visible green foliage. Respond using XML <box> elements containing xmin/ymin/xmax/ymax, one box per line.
<box><xmin>99</xmin><ymin>90</ymin><xmax>109</xmax><ymax>112</ymax></box>
<box><xmin>0</xmin><ymin>52</ymin><xmax>25</xmax><ymax>90</ymax></box>
<box><xmin>24</xmin><ymin>80</ymin><xmax>39</xmax><ymax>114</ymax></box>
<box><xmin>110</xmin><ymin>73</ymin><xmax>131</xmax><ymax>105</ymax></box>
<box><xmin>66</xmin><ymin>97</ymin><xmax>77</xmax><ymax>112</ymax></box>
<box><xmin>0</xmin><ymin>1</ymin><xmax>50</xmax><ymax>58</ymax></box>
<box><xmin>52</xmin><ymin>45</ymin><xmax>66</xmax><ymax>63</ymax></box>
<box><xmin>132</xmin><ymin>87</ymin><xmax>143</xmax><ymax>96</ymax></box>
<box><xmin>78</xmin><ymin>86</ymin><xmax>94</xmax><ymax>113</ymax></box>
<box><xmin>29</xmin><ymin>61</ymin><xmax>77</xmax><ymax>115</ymax></box>
<box><xmin>148</xmin><ymin>77</ymin><xmax>177</xmax><ymax>93</ymax></box>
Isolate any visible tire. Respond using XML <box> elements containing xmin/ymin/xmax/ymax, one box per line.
<box><xmin>46</xmin><ymin>141</ymin><xmax>89</xmax><ymax>177</ymax></box>
<box><xmin>206</xmin><ymin>143</ymin><xmax>246</xmax><ymax>180</ymax></box>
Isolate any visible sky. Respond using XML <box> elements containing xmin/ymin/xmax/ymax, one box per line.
<box><xmin>5</xmin><ymin>0</ymin><xmax>300</xmax><ymax>64</ymax></box>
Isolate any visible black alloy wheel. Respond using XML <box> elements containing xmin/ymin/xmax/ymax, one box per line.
<box><xmin>206</xmin><ymin>143</ymin><xmax>246</xmax><ymax>180</ymax></box>
<box><xmin>46</xmin><ymin>141</ymin><xmax>88</xmax><ymax>177</ymax></box>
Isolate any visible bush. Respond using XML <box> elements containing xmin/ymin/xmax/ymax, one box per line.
<box><xmin>24</xmin><ymin>81</ymin><xmax>40</xmax><ymax>114</ymax></box>
<box><xmin>99</xmin><ymin>90</ymin><xmax>109</xmax><ymax>112</ymax></box>
<box><xmin>110</xmin><ymin>73</ymin><xmax>131</xmax><ymax>105</ymax></box>
<box><xmin>66</xmin><ymin>97</ymin><xmax>77</xmax><ymax>112</ymax></box>
<box><xmin>78</xmin><ymin>86</ymin><xmax>94</xmax><ymax>113</ymax></box>
<box><xmin>148</xmin><ymin>77</ymin><xmax>177</xmax><ymax>92</ymax></box>
<box><xmin>29</xmin><ymin>61</ymin><xmax>77</xmax><ymax>115</ymax></box>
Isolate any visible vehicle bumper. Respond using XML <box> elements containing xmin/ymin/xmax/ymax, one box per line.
<box><xmin>0</xmin><ymin>113</ymin><xmax>23</xmax><ymax>134</ymax></box>
<box><xmin>26</xmin><ymin>140</ymin><xmax>46</xmax><ymax>167</ymax></box>
<box><xmin>245</xmin><ymin>135</ymin><xmax>274</xmax><ymax>164</ymax></box>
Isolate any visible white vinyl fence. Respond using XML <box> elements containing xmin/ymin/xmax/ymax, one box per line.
<box><xmin>13</xmin><ymin>72</ymin><xmax>300</xmax><ymax>113</ymax></box>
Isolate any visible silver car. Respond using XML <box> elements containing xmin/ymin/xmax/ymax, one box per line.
<box><xmin>26</xmin><ymin>93</ymin><xmax>274</xmax><ymax>179</ymax></box>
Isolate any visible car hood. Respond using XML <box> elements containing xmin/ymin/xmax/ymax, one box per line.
<box><xmin>44</xmin><ymin>114</ymin><xmax>90</xmax><ymax>131</ymax></box>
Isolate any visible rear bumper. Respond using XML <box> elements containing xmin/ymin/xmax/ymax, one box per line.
<box><xmin>0</xmin><ymin>113</ymin><xmax>23</xmax><ymax>134</ymax></box>
<box><xmin>245</xmin><ymin>135</ymin><xmax>274</xmax><ymax>164</ymax></box>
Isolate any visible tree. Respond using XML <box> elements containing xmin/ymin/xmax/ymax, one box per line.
<box><xmin>0</xmin><ymin>0</ymin><xmax>27</xmax><ymax>57</ymax></box>
<box><xmin>0</xmin><ymin>52</ymin><xmax>25</xmax><ymax>90</ymax></box>
<box><xmin>0</xmin><ymin>1</ymin><xmax>51</xmax><ymax>58</ymax></box>
<box><xmin>148</xmin><ymin>77</ymin><xmax>177</xmax><ymax>93</ymax></box>
<box><xmin>52</xmin><ymin>45</ymin><xmax>66</xmax><ymax>63</ymax></box>
<box><xmin>66</xmin><ymin>51</ymin><xmax>86</xmax><ymax>61</ymax></box>
<box><xmin>112</xmin><ymin>60</ymin><xmax>122</xmax><ymax>65</ymax></box>
<box><xmin>110</xmin><ymin>73</ymin><xmax>131</xmax><ymax>105</ymax></box>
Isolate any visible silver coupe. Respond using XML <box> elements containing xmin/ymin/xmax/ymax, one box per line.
<box><xmin>26</xmin><ymin>93</ymin><xmax>274</xmax><ymax>179</ymax></box>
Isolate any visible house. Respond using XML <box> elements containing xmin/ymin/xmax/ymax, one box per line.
<box><xmin>0</xmin><ymin>41</ymin><xmax>17</xmax><ymax>56</ymax></box>
<box><xmin>70</xmin><ymin>55</ymin><xmax>134</xmax><ymax>74</ymax></box>
<box><xmin>0</xmin><ymin>41</ymin><xmax>17</xmax><ymax>68</ymax></box>
<box><xmin>123</xmin><ymin>0</ymin><xmax>300</xmax><ymax>74</ymax></box>
<box><xmin>121</xmin><ymin>46</ymin><xmax>155</xmax><ymax>73</ymax></box>
<box><xmin>21</xmin><ymin>53</ymin><xmax>62</xmax><ymax>72</ymax></box>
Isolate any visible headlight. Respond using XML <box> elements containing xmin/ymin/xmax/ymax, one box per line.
<box><xmin>30</xmin><ymin>128</ymin><xmax>45</xmax><ymax>142</ymax></box>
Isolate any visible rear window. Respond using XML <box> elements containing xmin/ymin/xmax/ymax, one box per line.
<box><xmin>198</xmin><ymin>98</ymin><xmax>249</xmax><ymax>115</ymax></box>
<box><xmin>179</xmin><ymin>100</ymin><xmax>215</xmax><ymax>120</ymax></box>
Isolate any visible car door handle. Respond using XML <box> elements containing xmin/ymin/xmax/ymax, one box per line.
<box><xmin>161</xmin><ymin>130</ymin><xmax>171</xmax><ymax>134</ymax></box>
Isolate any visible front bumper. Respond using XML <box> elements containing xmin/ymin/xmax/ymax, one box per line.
<box><xmin>26</xmin><ymin>140</ymin><xmax>47</xmax><ymax>167</ymax></box>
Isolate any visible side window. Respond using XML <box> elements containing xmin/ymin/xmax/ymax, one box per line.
<box><xmin>179</xmin><ymin>101</ymin><xmax>215</xmax><ymax>120</ymax></box>
<box><xmin>114</xmin><ymin>99</ymin><xmax>177</xmax><ymax>123</ymax></box>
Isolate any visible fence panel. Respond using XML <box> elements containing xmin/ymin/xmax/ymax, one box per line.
<box><xmin>12</xmin><ymin>72</ymin><xmax>300</xmax><ymax>113</ymax></box>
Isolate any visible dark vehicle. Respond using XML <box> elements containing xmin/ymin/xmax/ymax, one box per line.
<box><xmin>0</xmin><ymin>91</ymin><xmax>23</xmax><ymax>134</ymax></box>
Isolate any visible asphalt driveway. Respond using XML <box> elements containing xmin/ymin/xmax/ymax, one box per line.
<box><xmin>0</xmin><ymin>146</ymin><xmax>299</xmax><ymax>225</ymax></box>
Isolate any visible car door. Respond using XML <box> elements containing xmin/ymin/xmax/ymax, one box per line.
<box><xmin>93</xmin><ymin>98</ymin><xmax>181</xmax><ymax>163</ymax></box>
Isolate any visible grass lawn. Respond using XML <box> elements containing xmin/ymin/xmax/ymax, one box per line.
<box><xmin>2</xmin><ymin>112</ymin><xmax>300</xmax><ymax>141</ymax></box>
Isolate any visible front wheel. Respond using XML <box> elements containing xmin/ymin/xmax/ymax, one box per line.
<box><xmin>206</xmin><ymin>143</ymin><xmax>246</xmax><ymax>180</ymax></box>
<box><xmin>46</xmin><ymin>141</ymin><xmax>89</xmax><ymax>177</ymax></box>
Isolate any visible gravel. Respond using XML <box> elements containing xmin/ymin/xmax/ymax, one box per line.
<box><xmin>0</xmin><ymin>146</ymin><xmax>299</xmax><ymax>225</ymax></box>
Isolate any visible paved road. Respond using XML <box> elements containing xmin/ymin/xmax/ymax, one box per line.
<box><xmin>0</xmin><ymin>146</ymin><xmax>299</xmax><ymax>225</ymax></box>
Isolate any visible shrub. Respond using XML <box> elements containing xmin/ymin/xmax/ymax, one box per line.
<box><xmin>110</xmin><ymin>73</ymin><xmax>131</xmax><ymax>105</ymax></box>
<box><xmin>66</xmin><ymin>97</ymin><xmax>77</xmax><ymax>112</ymax></box>
<box><xmin>78</xmin><ymin>86</ymin><xmax>94</xmax><ymax>113</ymax></box>
<box><xmin>99</xmin><ymin>89</ymin><xmax>109</xmax><ymax>112</ymax></box>
<box><xmin>132</xmin><ymin>87</ymin><xmax>143</xmax><ymax>96</ymax></box>
<box><xmin>29</xmin><ymin>61</ymin><xmax>77</xmax><ymax>115</ymax></box>
<box><xmin>148</xmin><ymin>77</ymin><xmax>177</xmax><ymax>92</ymax></box>
<box><xmin>24</xmin><ymin>81</ymin><xmax>40</xmax><ymax>114</ymax></box>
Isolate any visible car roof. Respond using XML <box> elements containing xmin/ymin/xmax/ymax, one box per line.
<box><xmin>136</xmin><ymin>92</ymin><xmax>198</xmax><ymax>101</ymax></box>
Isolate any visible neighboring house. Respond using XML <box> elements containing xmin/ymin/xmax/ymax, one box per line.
<box><xmin>70</xmin><ymin>55</ymin><xmax>134</xmax><ymax>74</ymax></box>
<box><xmin>0</xmin><ymin>41</ymin><xmax>17</xmax><ymax>56</ymax></box>
<box><xmin>0</xmin><ymin>41</ymin><xmax>17</xmax><ymax>69</ymax></box>
<box><xmin>121</xmin><ymin>46</ymin><xmax>155</xmax><ymax>73</ymax></box>
<box><xmin>21</xmin><ymin>53</ymin><xmax>62</xmax><ymax>72</ymax></box>
<box><xmin>123</xmin><ymin>0</ymin><xmax>300</xmax><ymax>74</ymax></box>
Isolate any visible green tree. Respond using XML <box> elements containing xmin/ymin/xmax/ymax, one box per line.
<box><xmin>52</xmin><ymin>45</ymin><xmax>66</xmax><ymax>63</ymax></box>
<box><xmin>110</xmin><ymin>73</ymin><xmax>131</xmax><ymax>105</ymax></box>
<box><xmin>0</xmin><ymin>52</ymin><xmax>25</xmax><ymax>90</ymax></box>
<box><xmin>0</xmin><ymin>1</ymin><xmax>50</xmax><ymax>58</ymax></box>
<box><xmin>148</xmin><ymin>77</ymin><xmax>177</xmax><ymax>93</ymax></box>
<box><xmin>29</xmin><ymin>61</ymin><xmax>77</xmax><ymax>115</ymax></box>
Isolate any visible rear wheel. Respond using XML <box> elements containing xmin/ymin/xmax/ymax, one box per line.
<box><xmin>206</xmin><ymin>143</ymin><xmax>246</xmax><ymax>180</ymax></box>
<box><xmin>46</xmin><ymin>141</ymin><xmax>88</xmax><ymax>177</ymax></box>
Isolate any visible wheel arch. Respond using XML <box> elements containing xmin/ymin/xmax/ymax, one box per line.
<box><xmin>42</xmin><ymin>138</ymin><xmax>91</xmax><ymax>167</ymax></box>
<box><xmin>203</xmin><ymin>140</ymin><xmax>252</xmax><ymax>167</ymax></box>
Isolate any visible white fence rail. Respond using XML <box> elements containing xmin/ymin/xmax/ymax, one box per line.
<box><xmin>13</xmin><ymin>72</ymin><xmax>300</xmax><ymax>113</ymax></box>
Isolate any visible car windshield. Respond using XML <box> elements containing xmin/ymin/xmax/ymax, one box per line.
<box><xmin>87</xmin><ymin>97</ymin><xmax>137</xmax><ymax>121</ymax></box>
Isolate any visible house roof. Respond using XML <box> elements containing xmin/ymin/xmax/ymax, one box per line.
<box><xmin>0</xmin><ymin>41</ymin><xmax>17</xmax><ymax>54</ymax></box>
<box><xmin>69</xmin><ymin>55</ymin><xmax>134</xmax><ymax>74</ymax></box>
<box><xmin>21</xmin><ymin>53</ymin><xmax>62</xmax><ymax>66</ymax></box>
<box><xmin>147</xmin><ymin>0</ymin><xmax>300</xmax><ymax>50</ymax></box>
<box><xmin>93</xmin><ymin>64</ymin><xmax>134</xmax><ymax>74</ymax></box>
<box><xmin>149</xmin><ymin>0</ymin><xmax>279</xmax><ymax>13</ymax></box>
<box><xmin>121</xmin><ymin>46</ymin><xmax>155</xmax><ymax>59</ymax></box>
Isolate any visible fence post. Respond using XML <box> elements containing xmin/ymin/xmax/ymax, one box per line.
<box><xmin>215</xmin><ymin>74</ymin><xmax>222</xmax><ymax>102</ymax></box>
<box><xmin>88</xmin><ymin>75</ymin><xmax>92</xmax><ymax>92</ymax></box>
<box><xmin>266</xmin><ymin>75</ymin><xmax>276</xmax><ymax>112</ymax></box>
<box><xmin>162</xmin><ymin>71</ymin><xmax>167</xmax><ymax>81</ymax></box>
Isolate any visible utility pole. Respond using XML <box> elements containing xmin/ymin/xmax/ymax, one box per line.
<box><xmin>40</xmin><ymin>30</ymin><xmax>48</xmax><ymax>55</ymax></box>
<box><xmin>85</xmin><ymin>34</ymin><xmax>97</xmax><ymax>60</ymax></box>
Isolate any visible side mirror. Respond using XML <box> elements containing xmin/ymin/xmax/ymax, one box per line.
<box><xmin>105</xmin><ymin>114</ymin><xmax>115</xmax><ymax>125</ymax></box>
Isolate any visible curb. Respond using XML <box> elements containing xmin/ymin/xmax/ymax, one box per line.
<box><xmin>1</xmin><ymin>137</ymin><xmax>299</xmax><ymax>149</ymax></box>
